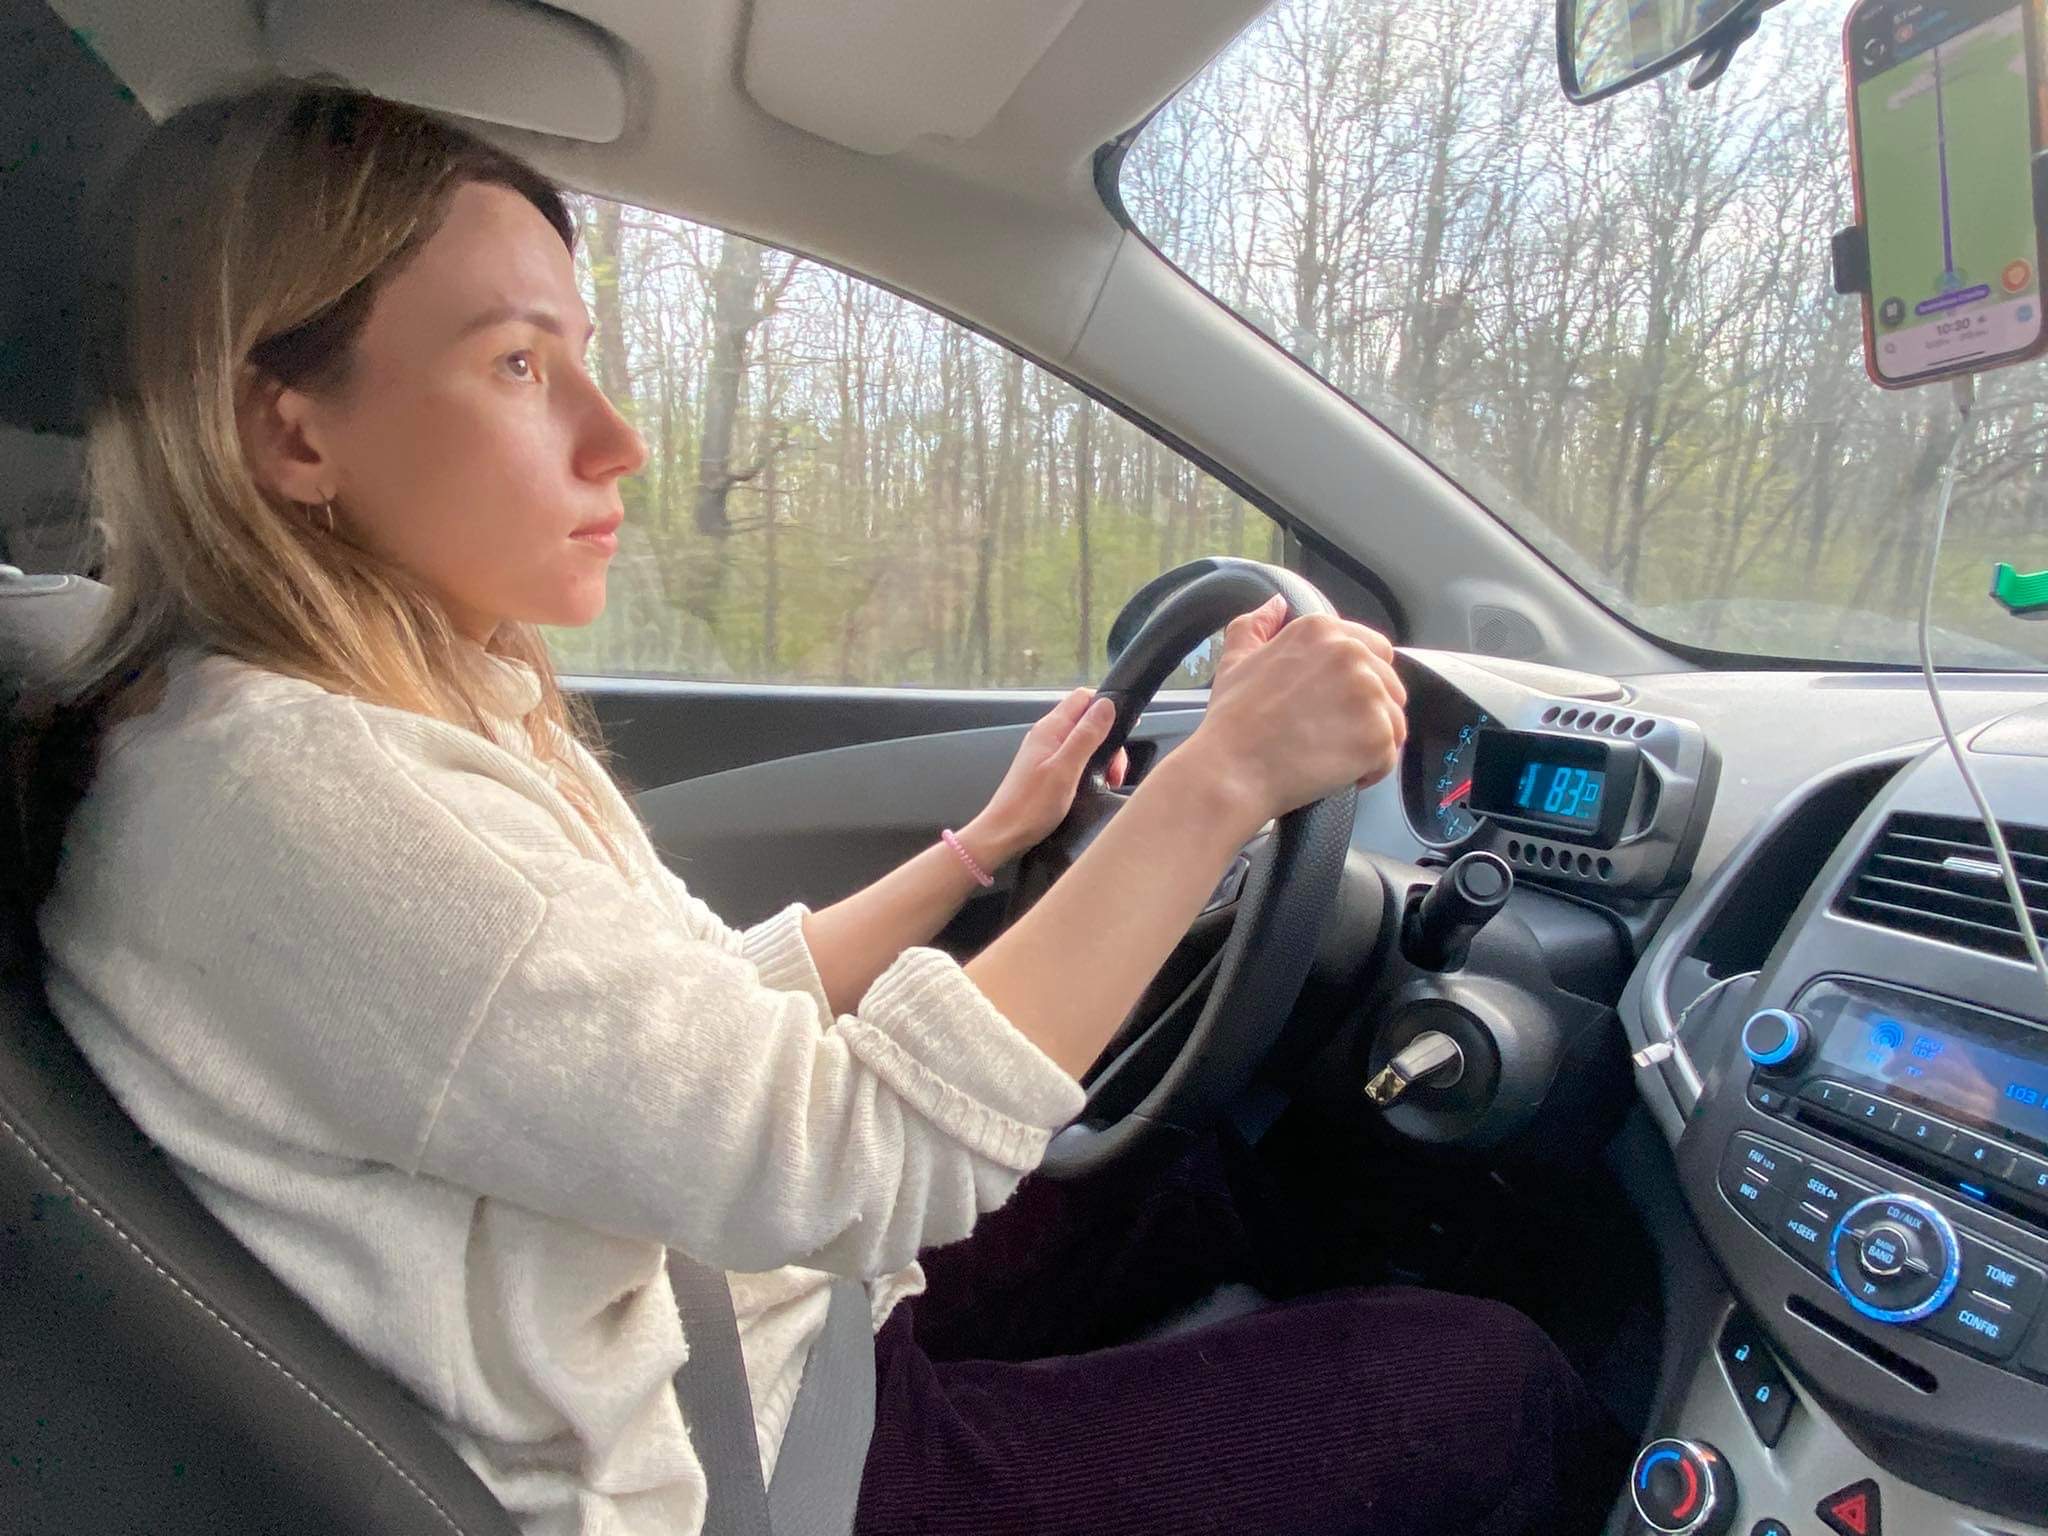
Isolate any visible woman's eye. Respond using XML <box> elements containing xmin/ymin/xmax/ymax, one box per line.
<box><xmin>501</xmin><ymin>351</ymin><xmax>538</xmax><ymax>382</ymax></box>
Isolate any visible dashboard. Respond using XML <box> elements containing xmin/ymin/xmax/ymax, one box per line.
<box><xmin>1355</xmin><ymin>648</ymin><xmax>2048</xmax><ymax>1536</ymax></box>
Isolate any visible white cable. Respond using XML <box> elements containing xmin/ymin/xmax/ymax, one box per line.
<box><xmin>1916</xmin><ymin>373</ymin><xmax>2048</xmax><ymax>1009</ymax></box>
<box><xmin>1633</xmin><ymin>967</ymin><xmax>1760</xmax><ymax>1098</ymax></box>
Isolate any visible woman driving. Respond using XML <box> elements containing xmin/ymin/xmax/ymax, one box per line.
<box><xmin>25</xmin><ymin>80</ymin><xmax>1624</xmax><ymax>1536</ymax></box>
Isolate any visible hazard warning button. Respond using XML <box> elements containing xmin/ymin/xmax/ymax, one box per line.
<box><xmin>1816</xmin><ymin>1478</ymin><xmax>1881</xmax><ymax>1536</ymax></box>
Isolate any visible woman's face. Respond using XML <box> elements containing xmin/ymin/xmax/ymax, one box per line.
<box><xmin>244</xmin><ymin>181</ymin><xmax>649</xmax><ymax>642</ymax></box>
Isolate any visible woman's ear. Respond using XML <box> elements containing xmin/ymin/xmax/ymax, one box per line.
<box><xmin>236</xmin><ymin>364</ymin><xmax>337</xmax><ymax>507</ymax></box>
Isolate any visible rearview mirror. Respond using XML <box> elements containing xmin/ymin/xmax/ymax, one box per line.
<box><xmin>1558</xmin><ymin>0</ymin><xmax>1772</xmax><ymax>105</ymax></box>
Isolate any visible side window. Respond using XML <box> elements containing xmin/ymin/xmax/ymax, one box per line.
<box><xmin>546</xmin><ymin>195</ymin><xmax>1284</xmax><ymax>689</ymax></box>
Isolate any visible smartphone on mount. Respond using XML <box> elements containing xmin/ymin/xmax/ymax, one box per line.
<box><xmin>1843</xmin><ymin>0</ymin><xmax>2048</xmax><ymax>387</ymax></box>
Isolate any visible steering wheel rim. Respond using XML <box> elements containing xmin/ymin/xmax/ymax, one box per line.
<box><xmin>1008</xmin><ymin>558</ymin><xmax>1359</xmax><ymax>1180</ymax></box>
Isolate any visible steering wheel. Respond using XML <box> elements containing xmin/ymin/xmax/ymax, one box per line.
<box><xmin>1007</xmin><ymin>558</ymin><xmax>1359</xmax><ymax>1181</ymax></box>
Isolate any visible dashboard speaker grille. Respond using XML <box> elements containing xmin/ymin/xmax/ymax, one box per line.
<box><xmin>1470</xmin><ymin>604</ymin><xmax>1543</xmax><ymax>659</ymax></box>
<box><xmin>1837</xmin><ymin>811</ymin><xmax>2048</xmax><ymax>962</ymax></box>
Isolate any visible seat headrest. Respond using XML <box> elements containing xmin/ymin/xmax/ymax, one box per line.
<box><xmin>0</xmin><ymin>569</ymin><xmax>109</xmax><ymax>705</ymax></box>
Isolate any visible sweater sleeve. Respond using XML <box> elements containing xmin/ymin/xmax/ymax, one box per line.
<box><xmin>368</xmin><ymin>707</ymin><xmax>1085</xmax><ymax>1276</ymax></box>
<box><xmin>418</xmin><ymin>857</ymin><xmax>1084</xmax><ymax>1276</ymax></box>
<box><xmin>662</xmin><ymin>880</ymin><xmax>836</xmax><ymax>1031</ymax></box>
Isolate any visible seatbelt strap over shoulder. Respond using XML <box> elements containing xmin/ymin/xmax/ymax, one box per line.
<box><xmin>667</xmin><ymin>1252</ymin><xmax>876</xmax><ymax>1536</ymax></box>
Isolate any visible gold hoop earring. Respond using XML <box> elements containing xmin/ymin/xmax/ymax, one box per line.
<box><xmin>306</xmin><ymin>498</ymin><xmax>335</xmax><ymax>536</ymax></box>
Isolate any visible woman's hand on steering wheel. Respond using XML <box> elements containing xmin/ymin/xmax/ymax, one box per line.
<box><xmin>965</xmin><ymin>687</ymin><xmax>1130</xmax><ymax>865</ymax></box>
<box><xmin>1179</xmin><ymin>594</ymin><xmax>1408</xmax><ymax>826</ymax></box>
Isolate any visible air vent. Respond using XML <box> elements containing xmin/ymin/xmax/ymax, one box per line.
<box><xmin>1838</xmin><ymin>812</ymin><xmax>2048</xmax><ymax>962</ymax></box>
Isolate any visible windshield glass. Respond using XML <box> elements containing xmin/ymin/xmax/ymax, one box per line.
<box><xmin>1121</xmin><ymin>0</ymin><xmax>2048</xmax><ymax>667</ymax></box>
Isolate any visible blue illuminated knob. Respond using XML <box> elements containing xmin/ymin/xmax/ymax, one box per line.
<box><xmin>1741</xmin><ymin>1009</ymin><xmax>1810</xmax><ymax>1071</ymax></box>
<box><xmin>1829</xmin><ymin>1193</ymin><xmax>1960</xmax><ymax>1325</ymax></box>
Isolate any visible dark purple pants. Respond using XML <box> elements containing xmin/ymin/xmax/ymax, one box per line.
<box><xmin>853</xmin><ymin>1132</ymin><xmax>1629</xmax><ymax>1536</ymax></box>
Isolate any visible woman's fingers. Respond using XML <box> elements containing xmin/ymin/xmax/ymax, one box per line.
<box><xmin>1053</xmin><ymin>696</ymin><xmax>1116</xmax><ymax>773</ymax></box>
<box><xmin>1038</xmin><ymin>686</ymin><xmax>1095</xmax><ymax>744</ymax></box>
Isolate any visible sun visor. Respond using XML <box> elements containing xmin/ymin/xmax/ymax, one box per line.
<box><xmin>742</xmin><ymin>0</ymin><xmax>1088</xmax><ymax>156</ymax></box>
<box><xmin>260</xmin><ymin>0</ymin><xmax>626</xmax><ymax>144</ymax></box>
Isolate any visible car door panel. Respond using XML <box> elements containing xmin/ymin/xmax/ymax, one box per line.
<box><xmin>621</xmin><ymin>696</ymin><xmax>1206</xmax><ymax>950</ymax></box>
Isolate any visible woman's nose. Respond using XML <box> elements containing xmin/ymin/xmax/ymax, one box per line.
<box><xmin>578</xmin><ymin>376</ymin><xmax>650</xmax><ymax>483</ymax></box>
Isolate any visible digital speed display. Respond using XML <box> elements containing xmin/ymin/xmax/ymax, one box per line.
<box><xmin>1512</xmin><ymin>761</ymin><xmax>1607</xmax><ymax>828</ymax></box>
<box><xmin>1469</xmin><ymin>727</ymin><xmax>1638</xmax><ymax>845</ymax></box>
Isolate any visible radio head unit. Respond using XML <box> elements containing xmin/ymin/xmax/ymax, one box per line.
<box><xmin>1746</xmin><ymin>975</ymin><xmax>2048</xmax><ymax>1215</ymax></box>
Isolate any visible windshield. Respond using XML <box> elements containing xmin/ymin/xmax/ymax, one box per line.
<box><xmin>1121</xmin><ymin>0</ymin><xmax>2048</xmax><ymax>668</ymax></box>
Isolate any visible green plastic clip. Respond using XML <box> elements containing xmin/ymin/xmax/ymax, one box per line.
<box><xmin>1990</xmin><ymin>563</ymin><xmax>2048</xmax><ymax>620</ymax></box>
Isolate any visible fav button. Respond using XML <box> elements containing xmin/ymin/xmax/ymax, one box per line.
<box><xmin>1750</xmin><ymin>1524</ymin><xmax>1791</xmax><ymax>1536</ymax></box>
<box><xmin>1734</xmin><ymin>1137</ymin><xmax>1790</xmax><ymax>1181</ymax></box>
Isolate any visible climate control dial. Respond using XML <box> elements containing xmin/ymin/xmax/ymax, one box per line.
<box><xmin>1828</xmin><ymin>1192</ymin><xmax>1961</xmax><ymax>1324</ymax></box>
<box><xmin>1630</xmin><ymin>1439</ymin><xmax>1734</xmax><ymax>1536</ymax></box>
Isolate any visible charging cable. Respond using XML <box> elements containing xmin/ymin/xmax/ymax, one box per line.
<box><xmin>1917</xmin><ymin>372</ymin><xmax>2048</xmax><ymax>1010</ymax></box>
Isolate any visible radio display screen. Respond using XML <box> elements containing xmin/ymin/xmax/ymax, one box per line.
<box><xmin>1806</xmin><ymin>978</ymin><xmax>2048</xmax><ymax>1154</ymax></box>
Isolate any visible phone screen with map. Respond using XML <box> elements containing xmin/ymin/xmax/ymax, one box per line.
<box><xmin>1846</xmin><ymin>0</ymin><xmax>2046</xmax><ymax>386</ymax></box>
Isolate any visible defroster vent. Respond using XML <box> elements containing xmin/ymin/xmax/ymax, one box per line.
<box><xmin>1837</xmin><ymin>812</ymin><xmax>2048</xmax><ymax>962</ymax></box>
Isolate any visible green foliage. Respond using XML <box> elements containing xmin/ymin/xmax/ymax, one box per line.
<box><xmin>549</xmin><ymin>0</ymin><xmax>2048</xmax><ymax>681</ymax></box>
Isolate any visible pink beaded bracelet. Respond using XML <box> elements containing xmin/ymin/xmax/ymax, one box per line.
<box><xmin>940</xmin><ymin>828</ymin><xmax>995</xmax><ymax>888</ymax></box>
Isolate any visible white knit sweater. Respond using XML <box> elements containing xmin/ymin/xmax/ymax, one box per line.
<box><xmin>35</xmin><ymin>640</ymin><xmax>1087</xmax><ymax>1536</ymax></box>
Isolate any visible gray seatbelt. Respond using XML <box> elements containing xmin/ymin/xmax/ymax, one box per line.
<box><xmin>667</xmin><ymin>1252</ymin><xmax>876</xmax><ymax>1536</ymax></box>
<box><xmin>767</xmin><ymin>1276</ymin><xmax>877</xmax><ymax>1536</ymax></box>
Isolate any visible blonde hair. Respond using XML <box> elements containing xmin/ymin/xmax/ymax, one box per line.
<box><xmin>22</xmin><ymin>77</ymin><xmax>634</xmax><ymax>889</ymax></box>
